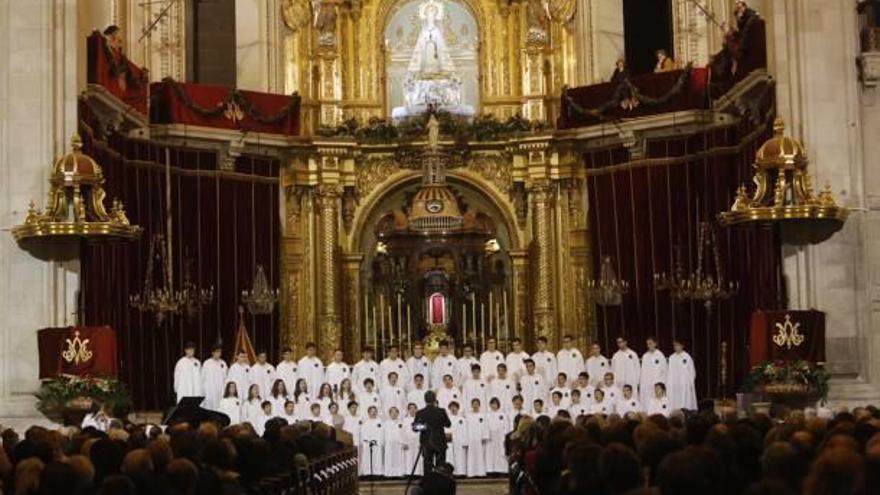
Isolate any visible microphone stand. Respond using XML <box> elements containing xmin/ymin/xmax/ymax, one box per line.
<box><xmin>368</xmin><ymin>440</ymin><xmax>377</xmax><ymax>495</ymax></box>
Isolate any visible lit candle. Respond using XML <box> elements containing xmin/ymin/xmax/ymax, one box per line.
<box><xmin>495</xmin><ymin>299</ymin><xmax>501</xmax><ymax>340</ymax></box>
<box><xmin>480</xmin><ymin>302</ymin><xmax>486</xmax><ymax>351</ymax></box>
<box><xmin>397</xmin><ymin>293</ymin><xmax>403</xmax><ymax>347</ymax></box>
<box><xmin>503</xmin><ymin>290</ymin><xmax>509</xmax><ymax>347</ymax></box>
<box><xmin>462</xmin><ymin>303</ymin><xmax>466</xmax><ymax>341</ymax></box>
<box><xmin>371</xmin><ymin>304</ymin><xmax>377</xmax><ymax>349</ymax></box>
<box><xmin>471</xmin><ymin>292</ymin><xmax>477</xmax><ymax>347</ymax></box>
<box><xmin>406</xmin><ymin>305</ymin><xmax>412</xmax><ymax>351</ymax></box>
<box><xmin>364</xmin><ymin>293</ymin><xmax>369</xmax><ymax>346</ymax></box>
<box><xmin>488</xmin><ymin>292</ymin><xmax>494</xmax><ymax>340</ymax></box>
<box><xmin>388</xmin><ymin>305</ymin><xmax>394</xmax><ymax>346</ymax></box>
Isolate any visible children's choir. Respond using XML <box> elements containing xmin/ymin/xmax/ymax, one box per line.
<box><xmin>173</xmin><ymin>335</ymin><xmax>698</xmax><ymax>478</ymax></box>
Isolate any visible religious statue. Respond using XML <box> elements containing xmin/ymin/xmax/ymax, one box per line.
<box><xmin>526</xmin><ymin>0</ymin><xmax>551</xmax><ymax>44</ymax></box>
<box><xmin>427</xmin><ymin>114</ymin><xmax>440</xmax><ymax>149</ymax></box>
<box><xmin>313</xmin><ymin>0</ymin><xmax>337</xmax><ymax>47</ymax></box>
<box><xmin>408</xmin><ymin>0</ymin><xmax>456</xmax><ymax>74</ymax></box>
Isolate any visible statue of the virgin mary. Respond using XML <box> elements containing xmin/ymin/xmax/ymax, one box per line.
<box><xmin>407</xmin><ymin>0</ymin><xmax>456</xmax><ymax>74</ymax></box>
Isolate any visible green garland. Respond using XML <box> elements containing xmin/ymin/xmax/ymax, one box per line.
<box><xmin>35</xmin><ymin>375</ymin><xmax>132</xmax><ymax>423</ymax></box>
<box><xmin>161</xmin><ymin>78</ymin><xmax>301</xmax><ymax>125</ymax></box>
<box><xmin>744</xmin><ymin>359</ymin><xmax>829</xmax><ymax>404</ymax></box>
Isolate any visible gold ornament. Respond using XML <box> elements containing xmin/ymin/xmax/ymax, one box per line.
<box><xmin>772</xmin><ymin>314</ymin><xmax>805</xmax><ymax>349</ymax></box>
<box><xmin>61</xmin><ymin>330</ymin><xmax>94</xmax><ymax>365</ymax></box>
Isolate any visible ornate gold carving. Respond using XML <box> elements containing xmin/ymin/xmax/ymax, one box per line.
<box><xmin>529</xmin><ymin>182</ymin><xmax>555</xmax><ymax>337</ymax></box>
<box><xmin>466</xmin><ymin>156</ymin><xmax>512</xmax><ymax>195</ymax></box>
<box><xmin>317</xmin><ymin>185</ymin><xmax>341</xmax><ymax>355</ymax></box>
<box><xmin>285</xmin><ymin>185</ymin><xmax>310</xmax><ymax>234</ymax></box>
<box><xmin>62</xmin><ymin>331</ymin><xmax>94</xmax><ymax>365</ymax></box>
<box><xmin>356</xmin><ymin>157</ymin><xmax>401</xmax><ymax>199</ymax></box>
<box><xmin>282</xmin><ymin>0</ymin><xmax>312</xmax><ymax>32</ymax></box>
<box><xmin>342</xmin><ymin>187</ymin><xmax>359</xmax><ymax>232</ymax></box>
<box><xmin>773</xmin><ymin>315</ymin><xmax>805</xmax><ymax>350</ymax></box>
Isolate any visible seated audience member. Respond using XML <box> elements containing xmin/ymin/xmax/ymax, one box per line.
<box><xmin>654</xmin><ymin>49</ymin><xmax>675</xmax><ymax>72</ymax></box>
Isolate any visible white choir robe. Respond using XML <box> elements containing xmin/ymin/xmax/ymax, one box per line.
<box><xmin>173</xmin><ymin>357</ymin><xmax>202</xmax><ymax>403</ymax></box>
<box><xmin>431</xmin><ymin>355</ymin><xmax>458</xmax><ymax>388</ymax></box>
<box><xmin>436</xmin><ymin>387</ymin><xmax>462</xmax><ymax>411</ymax></box>
<box><xmin>568</xmin><ymin>402</ymin><xmax>589</xmax><ymax>418</ymax></box>
<box><xmin>488</xmin><ymin>378</ymin><xmax>515</xmax><ymax>412</ymax></box>
<box><xmin>343</xmin><ymin>414</ymin><xmax>362</xmax><ymax>446</ymax></box>
<box><xmin>486</xmin><ymin>411</ymin><xmax>510</xmax><ymax>473</ymax></box>
<box><xmin>200</xmin><ymin>358</ymin><xmax>228</xmax><ymax>410</ymax></box>
<box><xmin>462</xmin><ymin>378</ymin><xmax>488</xmax><ymax>409</ymax></box>
<box><xmin>379</xmin><ymin>386</ymin><xmax>406</xmax><ymax>417</ymax></box>
<box><xmin>407</xmin><ymin>387</ymin><xmax>428</xmax><ymax>410</ymax></box>
<box><xmin>549</xmin><ymin>386</ymin><xmax>572</xmax><ymax>408</ymax></box>
<box><xmin>616</xmin><ymin>397</ymin><xmax>642</xmax><ymax>416</ymax></box>
<box><xmin>576</xmin><ymin>385</ymin><xmax>596</xmax><ymax>402</ymax></box>
<box><xmin>647</xmin><ymin>397</ymin><xmax>670</xmax><ymax>417</ymax></box>
<box><xmin>352</xmin><ymin>359</ymin><xmax>379</xmax><ymax>393</ymax></box>
<box><xmin>585</xmin><ymin>355</ymin><xmax>610</xmax><ymax>386</ymax></box>
<box><xmin>557</xmin><ymin>348</ymin><xmax>585</xmax><ymax>387</ymax></box>
<box><xmin>588</xmin><ymin>399</ymin><xmax>611</xmax><ymax>415</ymax></box>
<box><xmin>281</xmin><ymin>413</ymin><xmax>297</xmax><ymax>425</ymax></box>
<box><xmin>359</xmin><ymin>418</ymin><xmax>384</xmax><ymax>476</ymax></box>
<box><xmin>639</xmin><ymin>350</ymin><xmax>668</xmax><ymax>406</ymax></box>
<box><xmin>254</xmin><ymin>412</ymin><xmax>273</xmax><ymax>436</ymax></box>
<box><xmin>667</xmin><ymin>351</ymin><xmax>697</xmax><ymax>411</ymax></box>
<box><xmin>546</xmin><ymin>404</ymin><xmax>566</xmax><ymax>418</ymax></box>
<box><xmin>359</xmin><ymin>391</ymin><xmax>382</xmax><ymax>417</ymax></box>
<box><xmin>276</xmin><ymin>360</ymin><xmax>299</xmax><ymax>396</ymax></box>
<box><xmin>250</xmin><ymin>363</ymin><xmax>277</xmax><ymax>398</ymax></box>
<box><xmin>600</xmin><ymin>384</ymin><xmax>621</xmax><ymax>405</ymax></box>
<box><xmin>510</xmin><ymin>406</ymin><xmax>529</xmax><ymax>420</ymax></box>
<box><xmin>406</xmin><ymin>356</ymin><xmax>432</xmax><ymax>390</ymax></box>
<box><xmin>448</xmin><ymin>415</ymin><xmax>468</xmax><ymax>476</ymax></box>
<box><xmin>456</xmin><ymin>357</ymin><xmax>479</xmax><ymax>385</ymax></box>
<box><xmin>325</xmin><ymin>362</ymin><xmax>350</xmax><ymax>391</ymax></box>
<box><xmin>219</xmin><ymin>397</ymin><xmax>241</xmax><ymax>424</ymax></box>
<box><xmin>382</xmin><ymin>419</ymin><xmax>407</xmax><ymax>477</ymax></box>
<box><xmin>531</xmin><ymin>351</ymin><xmax>558</xmax><ymax>386</ymax></box>
<box><xmin>227</xmin><ymin>363</ymin><xmax>251</xmax><ymax>403</ymax></box>
<box><xmin>379</xmin><ymin>358</ymin><xmax>409</xmax><ymax>389</ymax></box>
<box><xmin>505</xmin><ymin>351</ymin><xmax>530</xmax><ymax>382</ymax></box>
<box><xmin>270</xmin><ymin>395</ymin><xmax>289</xmax><ymax>417</ymax></box>
<box><xmin>463</xmin><ymin>413</ymin><xmax>489</xmax><ymax>477</ymax></box>
<box><xmin>243</xmin><ymin>399</ymin><xmax>263</xmax><ymax>424</ymax></box>
<box><xmin>479</xmin><ymin>351</ymin><xmax>505</xmax><ymax>381</ymax></box>
<box><xmin>611</xmin><ymin>349</ymin><xmax>640</xmax><ymax>390</ymax></box>
<box><xmin>402</xmin><ymin>416</ymin><xmax>422</xmax><ymax>476</ymax></box>
<box><xmin>297</xmin><ymin>356</ymin><xmax>325</xmax><ymax>396</ymax></box>
<box><xmin>519</xmin><ymin>373</ymin><xmax>548</xmax><ymax>413</ymax></box>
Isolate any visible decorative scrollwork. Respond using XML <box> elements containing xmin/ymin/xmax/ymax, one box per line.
<box><xmin>62</xmin><ymin>331</ymin><xmax>94</xmax><ymax>365</ymax></box>
<box><xmin>773</xmin><ymin>314</ymin><xmax>806</xmax><ymax>349</ymax></box>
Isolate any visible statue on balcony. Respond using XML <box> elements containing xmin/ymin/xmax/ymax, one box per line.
<box><xmin>313</xmin><ymin>0</ymin><xmax>338</xmax><ymax>47</ymax></box>
<box><xmin>408</xmin><ymin>0</ymin><xmax>455</xmax><ymax>74</ymax></box>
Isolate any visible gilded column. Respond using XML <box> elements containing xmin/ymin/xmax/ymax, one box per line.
<box><xmin>530</xmin><ymin>181</ymin><xmax>556</xmax><ymax>339</ymax></box>
<box><xmin>342</xmin><ymin>254</ymin><xmax>363</xmax><ymax>361</ymax></box>
<box><xmin>316</xmin><ymin>185</ymin><xmax>342</xmax><ymax>358</ymax></box>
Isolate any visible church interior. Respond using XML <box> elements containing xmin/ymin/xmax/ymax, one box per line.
<box><xmin>2</xmin><ymin>0</ymin><xmax>880</xmax><ymax>494</ymax></box>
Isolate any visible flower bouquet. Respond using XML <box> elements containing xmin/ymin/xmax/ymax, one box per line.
<box><xmin>744</xmin><ymin>359</ymin><xmax>829</xmax><ymax>405</ymax></box>
<box><xmin>35</xmin><ymin>374</ymin><xmax>131</xmax><ymax>425</ymax></box>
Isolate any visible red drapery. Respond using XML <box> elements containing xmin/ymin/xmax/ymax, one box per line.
<box><xmin>430</xmin><ymin>293</ymin><xmax>445</xmax><ymax>324</ymax></box>
<box><xmin>79</xmin><ymin>104</ymin><xmax>282</xmax><ymax>410</ymax></box>
<box><xmin>749</xmin><ymin>310</ymin><xmax>826</xmax><ymax>367</ymax></box>
<box><xmin>585</xmin><ymin>97</ymin><xmax>782</xmax><ymax>398</ymax></box>
<box><xmin>86</xmin><ymin>32</ymin><xmax>149</xmax><ymax>115</ymax></box>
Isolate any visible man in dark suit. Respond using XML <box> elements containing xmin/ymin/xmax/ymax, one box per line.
<box><xmin>414</xmin><ymin>390</ymin><xmax>452</xmax><ymax>475</ymax></box>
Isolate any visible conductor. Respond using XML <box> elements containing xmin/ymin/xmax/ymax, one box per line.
<box><xmin>414</xmin><ymin>390</ymin><xmax>452</xmax><ymax>474</ymax></box>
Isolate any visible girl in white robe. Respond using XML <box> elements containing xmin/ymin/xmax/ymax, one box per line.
<box><xmin>316</xmin><ymin>383</ymin><xmax>335</xmax><ymax>416</ymax></box>
<box><xmin>639</xmin><ymin>338</ymin><xmax>668</xmax><ymax>406</ymax></box>
<box><xmin>667</xmin><ymin>341</ymin><xmax>697</xmax><ymax>411</ymax></box>
<box><xmin>464</xmin><ymin>399</ymin><xmax>490</xmax><ymax>477</ymax></box>
<box><xmin>447</xmin><ymin>402</ymin><xmax>468</xmax><ymax>477</ymax></box>
<box><xmin>337</xmin><ymin>378</ymin><xmax>356</xmax><ymax>406</ymax></box>
<box><xmin>647</xmin><ymin>382</ymin><xmax>671</xmax><ymax>417</ymax></box>
<box><xmin>218</xmin><ymin>382</ymin><xmax>241</xmax><ymax>424</ymax></box>
<box><xmin>243</xmin><ymin>384</ymin><xmax>263</xmax><ymax>424</ymax></box>
<box><xmin>616</xmin><ymin>384</ymin><xmax>642</xmax><ymax>417</ymax></box>
<box><xmin>401</xmin><ymin>403</ymin><xmax>422</xmax><ymax>476</ymax></box>
<box><xmin>382</xmin><ymin>407</ymin><xmax>406</xmax><ymax>478</ymax></box>
<box><xmin>269</xmin><ymin>379</ymin><xmax>290</xmax><ymax>417</ymax></box>
<box><xmin>293</xmin><ymin>379</ymin><xmax>312</xmax><ymax>419</ymax></box>
<box><xmin>359</xmin><ymin>406</ymin><xmax>384</xmax><ymax>477</ymax></box>
<box><xmin>486</xmin><ymin>398</ymin><xmax>509</xmax><ymax>474</ymax></box>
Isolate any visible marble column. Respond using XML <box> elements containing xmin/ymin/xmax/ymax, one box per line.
<box><xmin>530</xmin><ymin>181</ymin><xmax>557</xmax><ymax>339</ymax></box>
<box><xmin>316</xmin><ymin>185</ymin><xmax>342</xmax><ymax>359</ymax></box>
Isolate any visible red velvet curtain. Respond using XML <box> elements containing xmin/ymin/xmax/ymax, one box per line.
<box><xmin>80</xmin><ymin>112</ymin><xmax>281</xmax><ymax>410</ymax></box>
<box><xmin>585</xmin><ymin>110</ymin><xmax>783</xmax><ymax>398</ymax></box>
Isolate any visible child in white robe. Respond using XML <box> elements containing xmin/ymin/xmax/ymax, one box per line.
<box><xmin>520</xmin><ymin>360</ymin><xmax>547</xmax><ymax>413</ymax></box>
<box><xmin>269</xmin><ymin>379</ymin><xmax>289</xmax><ymax>417</ymax></box>
<box><xmin>461</xmin><ymin>365</ymin><xmax>488</xmax><ymax>408</ymax></box>
<box><xmin>379</xmin><ymin>345</ymin><xmax>410</xmax><ymax>390</ymax></box>
<box><xmin>379</xmin><ymin>372</ymin><xmax>406</xmax><ymax>417</ymax></box>
<box><xmin>293</xmin><ymin>379</ymin><xmax>312</xmax><ymax>417</ymax></box>
<box><xmin>575</xmin><ymin>372</ymin><xmax>595</xmax><ymax>402</ymax></box>
<box><xmin>250</xmin><ymin>351</ymin><xmax>277</xmax><ymax>399</ymax></box>
<box><xmin>359</xmin><ymin>406</ymin><xmax>384</xmax><ymax>477</ymax></box>
<box><xmin>447</xmin><ymin>401</ymin><xmax>468</xmax><ymax>477</ymax></box>
<box><xmin>382</xmin><ymin>407</ymin><xmax>406</xmax><ymax>478</ymax></box>
<box><xmin>486</xmin><ymin>398</ymin><xmax>509</xmax><ymax>474</ymax></box>
<box><xmin>616</xmin><ymin>384</ymin><xmax>642</xmax><ymax>417</ymax></box>
<box><xmin>200</xmin><ymin>345</ymin><xmax>227</xmax><ymax>410</ymax></box>
<box><xmin>297</xmin><ymin>342</ymin><xmax>325</xmax><ymax>396</ymax></box>
<box><xmin>337</xmin><ymin>378</ymin><xmax>356</xmax><ymax>406</ymax></box>
<box><xmin>275</xmin><ymin>347</ymin><xmax>299</xmax><ymax>395</ymax></box>
<box><xmin>456</xmin><ymin>345</ymin><xmax>479</xmax><ymax>386</ymax></box>
<box><xmin>281</xmin><ymin>400</ymin><xmax>297</xmax><ymax>425</ymax></box>
<box><xmin>489</xmin><ymin>364</ymin><xmax>515</xmax><ymax>412</ymax></box>
<box><xmin>550</xmin><ymin>373</ymin><xmax>572</xmax><ymax>407</ymax></box>
<box><xmin>254</xmin><ymin>401</ymin><xmax>274</xmax><ymax>436</ymax></box>
<box><xmin>464</xmin><ymin>399</ymin><xmax>489</xmax><ymax>478</ymax></box>
<box><xmin>227</xmin><ymin>352</ymin><xmax>251</xmax><ymax>403</ymax></box>
<box><xmin>547</xmin><ymin>391</ymin><xmax>566</xmax><ymax>417</ymax></box>
<box><xmin>557</xmin><ymin>335</ymin><xmax>585</xmax><ymax>387</ymax></box>
<box><xmin>316</xmin><ymin>383</ymin><xmax>335</xmax><ymax>416</ymax></box>
<box><xmin>358</xmin><ymin>379</ymin><xmax>382</xmax><ymax>417</ymax></box>
<box><xmin>510</xmin><ymin>396</ymin><xmax>528</xmax><ymax>420</ymax></box>
<box><xmin>431</xmin><ymin>341</ymin><xmax>458</xmax><ymax>388</ymax></box>
<box><xmin>568</xmin><ymin>389</ymin><xmax>589</xmax><ymax>418</ymax></box>
<box><xmin>588</xmin><ymin>389</ymin><xmax>611</xmax><ymax>415</ymax></box>
<box><xmin>325</xmin><ymin>349</ymin><xmax>351</xmax><ymax>391</ymax></box>
<box><xmin>407</xmin><ymin>374</ymin><xmax>428</xmax><ymax>410</ymax></box>
<box><xmin>307</xmin><ymin>402</ymin><xmax>327</xmax><ymax>424</ymax></box>
<box><xmin>611</xmin><ymin>337</ymin><xmax>640</xmax><ymax>390</ymax></box>
<box><xmin>173</xmin><ymin>342</ymin><xmax>202</xmax><ymax>403</ymax></box>
<box><xmin>639</xmin><ymin>337</ymin><xmax>668</xmax><ymax>406</ymax></box>
<box><xmin>243</xmin><ymin>384</ymin><xmax>263</xmax><ymax>424</ymax></box>
<box><xmin>436</xmin><ymin>375</ymin><xmax>462</xmax><ymax>410</ymax></box>
<box><xmin>401</xmin><ymin>403</ymin><xmax>422</xmax><ymax>476</ymax></box>
<box><xmin>352</xmin><ymin>348</ymin><xmax>379</xmax><ymax>395</ymax></box>
<box><xmin>479</xmin><ymin>338</ymin><xmax>505</xmax><ymax>382</ymax></box>
<box><xmin>532</xmin><ymin>399</ymin><xmax>549</xmax><ymax>421</ymax></box>
<box><xmin>343</xmin><ymin>401</ymin><xmax>362</xmax><ymax>446</ymax></box>
<box><xmin>218</xmin><ymin>382</ymin><xmax>241</xmax><ymax>424</ymax></box>
<box><xmin>600</xmin><ymin>372</ymin><xmax>622</xmax><ymax>405</ymax></box>
<box><xmin>667</xmin><ymin>340</ymin><xmax>697</xmax><ymax>411</ymax></box>
<box><xmin>585</xmin><ymin>343</ymin><xmax>610</xmax><ymax>387</ymax></box>
<box><xmin>647</xmin><ymin>382</ymin><xmax>671</xmax><ymax>417</ymax></box>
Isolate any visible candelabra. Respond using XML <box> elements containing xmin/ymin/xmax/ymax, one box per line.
<box><xmin>241</xmin><ymin>265</ymin><xmax>280</xmax><ymax>315</ymax></box>
<box><xmin>586</xmin><ymin>256</ymin><xmax>630</xmax><ymax>306</ymax></box>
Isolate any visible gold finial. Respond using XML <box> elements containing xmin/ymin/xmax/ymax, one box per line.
<box><xmin>772</xmin><ymin>118</ymin><xmax>785</xmax><ymax>137</ymax></box>
<box><xmin>70</xmin><ymin>133</ymin><xmax>83</xmax><ymax>151</ymax></box>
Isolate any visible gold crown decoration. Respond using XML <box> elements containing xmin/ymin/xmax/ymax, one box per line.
<box><xmin>718</xmin><ymin>119</ymin><xmax>849</xmax><ymax>244</ymax></box>
<box><xmin>12</xmin><ymin>133</ymin><xmax>142</xmax><ymax>244</ymax></box>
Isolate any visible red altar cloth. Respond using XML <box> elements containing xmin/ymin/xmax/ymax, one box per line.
<box><xmin>150</xmin><ymin>80</ymin><xmax>301</xmax><ymax>135</ymax></box>
<box><xmin>86</xmin><ymin>32</ymin><xmax>149</xmax><ymax>115</ymax></box>
<box><xmin>748</xmin><ymin>310</ymin><xmax>826</xmax><ymax>367</ymax></box>
<box><xmin>38</xmin><ymin>326</ymin><xmax>119</xmax><ymax>378</ymax></box>
<box><xmin>558</xmin><ymin>68</ymin><xmax>709</xmax><ymax>129</ymax></box>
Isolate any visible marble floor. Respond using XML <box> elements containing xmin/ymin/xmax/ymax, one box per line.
<box><xmin>359</xmin><ymin>478</ymin><xmax>508</xmax><ymax>495</ymax></box>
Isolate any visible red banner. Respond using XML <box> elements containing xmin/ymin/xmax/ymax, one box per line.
<box><xmin>749</xmin><ymin>310</ymin><xmax>826</xmax><ymax>366</ymax></box>
<box><xmin>38</xmin><ymin>326</ymin><xmax>118</xmax><ymax>378</ymax></box>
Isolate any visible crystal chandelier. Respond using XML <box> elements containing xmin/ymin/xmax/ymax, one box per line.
<box><xmin>130</xmin><ymin>234</ymin><xmax>214</xmax><ymax>324</ymax></box>
<box><xmin>654</xmin><ymin>222</ymin><xmax>738</xmax><ymax>314</ymax></box>
<box><xmin>586</xmin><ymin>256</ymin><xmax>630</xmax><ymax>306</ymax></box>
<box><xmin>241</xmin><ymin>265</ymin><xmax>279</xmax><ymax>315</ymax></box>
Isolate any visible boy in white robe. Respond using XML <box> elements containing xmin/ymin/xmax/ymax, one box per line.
<box><xmin>250</xmin><ymin>350</ymin><xmax>276</xmax><ymax>398</ymax></box>
<box><xmin>436</xmin><ymin>374</ymin><xmax>462</xmax><ymax>410</ymax></box>
<box><xmin>359</xmin><ymin>406</ymin><xmax>384</xmax><ymax>477</ymax></box>
<box><xmin>505</xmin><ymin>338</ymin><xmax>530</xmax><ymax>383</ymax></box>
<box><xmin>359</xmin><ymin>378</ymin><xmax>382</xmax><ymax>417</ymax></box>
<box><xmin>639</xmin><ymin>337</ymin><xmax>668</xmax><ymax>406</ymax></box>
<box><xmin>379</xmin><ymin>372</ymin><xmax>406</xmax><ymax>418</ymax></box>
<box><xmin>479</xmin><ymin>338</ymin><xmax>505</xmax><ymax>381</ymax></box>
<box><xmin>407</xmin><ymin>374</ymin><xmax>428</xmax><ymax>410</ymax></box>
<box><xmin>600</xmin><ymin>372</ymin><xmax>622</xmax><ymax>405</ymax></box>
<box><xmin>616</xmin><ymin>384</ymin><xmax>642</xmax><ymax>417</ymax></box>
<box><xmin>585</xmin><ymin>343</ymin><xmax>610</xmax><ymax>387</ymax></box>
<box><xmin>218</xmin><ymin>382</ymin><xmax>241</xmax><ymax>424</ymax></box>
<box><xmin>401</xmin><ymin>403</ymin><xmax>422</xmax><ymax>476</ymax></box>
<box><xmin>352</xmin><ymin>347</ymin><xmax>379</xmax><ymax>395</ymax></box>
<box><xmin>173</xmin><ymin>342</ymin><xmax>202</xmax><ymax>403</ymax></box>
<box><xmin>380</xmin><ymin>345</ymin><xmax>409</xmax><ymax>390</ymax></box>
<box><xmin>343</xmin><ymin>401</ymin><xmax>362</xmax><ymax>445</ymax></box>
<box><xmin>488</xmin><ymin>364</ymin><xmax>515</xmax><ymax>412</ymax></box>
<box><xmin>254</xmin><ymin>401</ymin><xmax>274</xmax><ymax>436</ymax></box>
<box><xmin>275</xmin><ymin>347</ymin><xmax>299</xmax><ymax>395</ymax></box>
<box><xmin>547</xmin><ymin>391</ymin><xmax>566</xmax><ymax>417</ymax></box>
<box><xmin>486</xmin><ymin>398</ymin><xmax>509</xmax><ymax>474</ymax></box>
<box><xmin>461</xmin><ymin>364</ymin><xmax>488</xmax><ymax>408</ymax></box>
<box><xmin>464</xmin><ymin>399</ymin><xmax>489</xmax><ymax>477</ymax></box>
<box><xmin>647</xmin><ymin>382</ymin><xmax>671</xmax><ymax>417</ymax></box>
<box><xmin>611</xmin><ymin>337</ymin><xmax>640</xmax><ymax>391</ymax></box>
<box><xmin>200</xmin><ymin>345</ymin><xmax>227</xmax><ymax>410</ymax></box>
<box><xmin>519</xmin><ymin>359</ymin><xmax>547</xmax><ymax>413</ymax></box>
<box><xmin>406</xmin><ymin>343</ymin><xmax>432</xmax><ymax>391</ymax></box>
<box><xmin>568</xmin><ymin>389</ymin><xmax>589</xmax><ymax>418</ymax></box>
<box><xmin>227</xmin><ymin>352</ymin><xmax>252</xmax><ymax>403</ymax></box>
<box><xmin>382</xmin><ymin>407</ymin><xmax>406</xmax><ymax>477</ymax></box>
<box><xmin>667</xmin><ymin>340</ymin><xmax>697</xmax><ymax>411</ymax></box>
<box><xmin>575</xmin><ymin>372</ymin><xmax>595</xmax><ymax>402</ymax></box>
<box><xmin>307</xmin><ymin>402</ymin><xmax>328</xmax><ymax>425</ymax></box>
<box><xmin>588</xmin><ymin>389</ymin><xmax>611</xmax><ymax>415</ymax></box>
<box><xmin>325</xmin><ymin>349</ymin><xmax>351</xmax><ymax>391</ymax></box>
<box><xmin>456</xmin><ymin>344</ymin><xmax>479</xmax><ymax>385</ymax></box>
<box><xmin>550</xmin><ymin>373</ymin><xmax>572</xmax><ymax>408</ymax></box>
<box><xmin>556</xmin><ymin>335</ymin><xmax>585</xmax><ymax>387</ymax></box>
<box><xmin>532</xmin><ymin>399</ymin><xmax>549</xmax><ymax>420</ymax></box>
<box><xmin>297</xmin><ymin>342</ymin><xmax>325</xmax><ymax>396</ymax></box>
<box><xmin>531</xmin><ymin>336</ymin><xmax>558</xmax><ymax>386</ymax></box>
<box><xmin>446</xmin><ymin>402</ymin><xmax>468</xmax><ymax>477</ymax></box>
<box><xmin>510</xmin><ymin>395</ymin><xmax>528</xmax><ymax>419</ymax></box>
<box><xmin>431</xmin><ymin>340</ymin><xmax>458</xmax><ymax>388</ymax></box>
<box><xmin>281</xmin><ymin>400</ymin><xmax>297</xmax><ymax>425</ymax></box>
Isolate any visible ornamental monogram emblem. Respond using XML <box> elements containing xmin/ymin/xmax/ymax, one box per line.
<box><xmin>61</xmin><ymin>330</ymin><xmax>93</xmax><ymax>365</ymax></box>
<box><xmin>773</xmin><ymin>314</ymin><xmax>806</xmax><ymax>349</ymax></box>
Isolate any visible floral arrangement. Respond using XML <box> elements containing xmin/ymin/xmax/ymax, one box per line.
<box><xmin>745</xmin><ymin>359</ymin><xmax>829</xmax><ymax>404</ymax></box>
<box><xmin>35</xmin><ymin>374</ymin><xmax>132</xmax><ymax>423</ymax></box>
